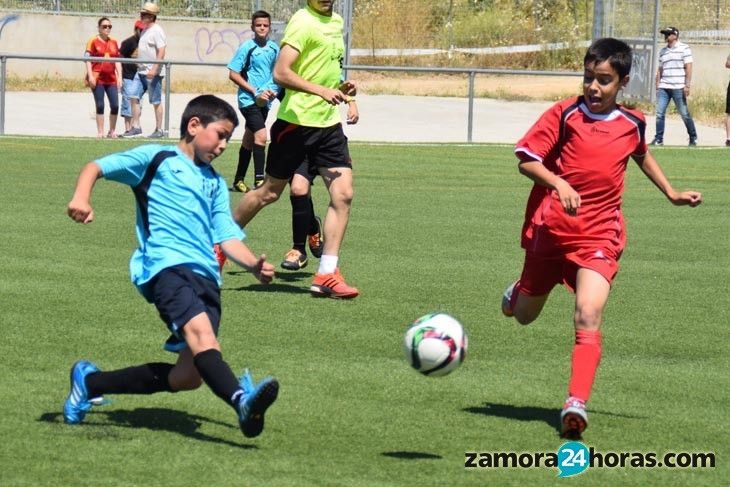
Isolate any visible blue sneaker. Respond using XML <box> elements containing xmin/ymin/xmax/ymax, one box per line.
<box><xmin>237</xmin><ymin>369</ymin><xmax>279</xmax><ymax>438</ymax></box>
<box><xmin>63</xmin><ymin>360</ymin><xmax>99</xmax><ymax>424</ymax></box>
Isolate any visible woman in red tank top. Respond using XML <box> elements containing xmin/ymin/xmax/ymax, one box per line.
<box><xmin>85</xmin><ymin>17</ymin><xmax>122</xmax><ymax>138</ymax></box>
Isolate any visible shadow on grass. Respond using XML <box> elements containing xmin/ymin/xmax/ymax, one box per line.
<box><xmin>39</xmin><ymin>408</ymin><xmax>256</xmax><ymax>449</ymax></box>
<box><xmin>382</xmin><ymin>451</ymin><xmax>442</xmax><ymax>460</ymax></box>
<box><xmin>464</xmin><ymin>402</ymin><xmax>562</xmax><ymax>434</ymax></box>
<box><xmin>465</xmin><ymin>402</ymin><xmax>647</xmax><ymax>435</ymax></box>
<box><xmin>222</xmin><ymin>271</ymin><xmax>312</xmax><ymax>294</ymax></box>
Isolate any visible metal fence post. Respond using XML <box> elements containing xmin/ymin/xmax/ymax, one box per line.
<box><xmin>0</xmin><ymin>56</ymin><xmax>6</xmax><ymax>135</ymax></box>
<box><xmin>164</xmin><ymin>62</ymin><xmax>171</xmax><ymax>136</ymax></box>
<box><xmin>467</xmin><ymin>71</ymin><xmax>475</xmax><ymax>143</ymax></box>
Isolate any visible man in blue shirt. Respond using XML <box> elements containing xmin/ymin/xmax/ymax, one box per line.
<box><xmin>228</xmin><ymin>10</ymin><xmax>279</xmax><ymax>192</ymax></box>
<box><xmin>63</xmin><ymin>95</ymin><xmax>279</xmax><ymax>440</ymax></box>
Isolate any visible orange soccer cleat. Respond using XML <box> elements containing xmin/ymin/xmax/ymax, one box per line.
<box><xmin>310</xmin><ymin>268</ymin><xmax>359</xmax><ymax>299</ymax></box>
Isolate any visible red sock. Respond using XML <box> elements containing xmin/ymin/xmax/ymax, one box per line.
<box><xmin>568</xmin><ymin>329</ymin><xmax>602</xmax><ymax>402</ymax></box>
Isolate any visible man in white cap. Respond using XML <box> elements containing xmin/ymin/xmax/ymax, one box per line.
<box><xmin>124</xmin><ymin>2</ymin><xmax>166</xmax><ymax>138</ymax></box>
<box><xmin>651</xmin><ymin>26</ymin><xmax>698</xmax><ymax>146</ymax></box>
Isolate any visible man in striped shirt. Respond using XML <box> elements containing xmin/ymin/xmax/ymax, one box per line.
<box><xmin>651</xmin><ymin>26</ymin><xmax>698</xmax><ymax>146</ymax></box>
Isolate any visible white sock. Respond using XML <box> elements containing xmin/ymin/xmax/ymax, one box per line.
<box><xmin>318</xmin><ymin>255</ymin><xmax>338</xmax><ymax>274</ymax></box>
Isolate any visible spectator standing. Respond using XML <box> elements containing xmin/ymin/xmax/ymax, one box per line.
<box><xmin>85</xmin><ymin>17</ymin><xmax>121</xmax><ymax>138</ymax></box>
<box><xmin>119</xmin><ymin>20</ymin><xmax>145</xmax><ymax>135</ymax></box>
<box><xmin>651</xmin><ymin>26</ymin><xmax>698</xmax><ymax>147</ymax></box>
<box><xmin>129</xmin><ymin>2</ymin><xmax>166</xmax><ymax>138</ymax></box>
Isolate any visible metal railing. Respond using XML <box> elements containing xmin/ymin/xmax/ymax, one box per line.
<box><xmin>0</xmin><ymin>52</ymin><xmax>582</xmax><ymax>142</ymax></box>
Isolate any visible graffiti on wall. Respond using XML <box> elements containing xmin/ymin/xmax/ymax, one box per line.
<box><xmin>194</xmin><ymin>27</ymin><xmax>253</xmax><ymax>62</ymax></box>
<box><xmin>0</xmin><ymin>14</ymin><xmax>20</xmax><ymax>41</ymax></box>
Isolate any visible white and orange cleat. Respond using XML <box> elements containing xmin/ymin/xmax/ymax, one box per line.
<box><xmin>310</xmin><ymin>268</ymin><xmax>359</xmax><ymax>299</ymax></box>
<box><xmin>560</xmin><ymin>396</ymin><xmax>588</xmax><ymax>439</ymax></box>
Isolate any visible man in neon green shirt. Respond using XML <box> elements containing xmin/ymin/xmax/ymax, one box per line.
<box><xmin>234</xmin><ymin>0</ymin><xmax>359</xmax><ymax>299</ymax></box>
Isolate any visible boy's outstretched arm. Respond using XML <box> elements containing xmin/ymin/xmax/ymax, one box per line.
<box><xmin>219</xmin><ymin>239</ymin><xmax>275</xmax><ymax>284</ymax></box>
<box><xmin>632</xmin><ymin>152</ymin><xmax>703</xmax><ymax>207</ymax></box>
<box><xmin>67</xmin><ymin>162</ymin><xmax>103</xmax><ymax>224</ymax></box>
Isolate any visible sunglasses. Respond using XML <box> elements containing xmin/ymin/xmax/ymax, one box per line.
<box><xmin>100</xmin><ymin>24</ymin><xmax>112</xmax><ymax>29</ymax></box>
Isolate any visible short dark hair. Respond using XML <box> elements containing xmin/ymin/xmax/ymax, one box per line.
<box><xmin>97</xmin><ymin>17</ymin><xmax>111</xmax><ymax>27</ymax></box>
<box><xmin>252</xmin><ymin>10</ymin><xmax>271</xmax><ymax>23</ymax></box>
<box><xmin>180</xmin><ymin>95</ymin><xmax>238</xmax><ymax>138</ymax></box>
<box><xmin>584</xmin><ymin>38</ymin><xmax>633</xmax><ymax>79</ymax></box>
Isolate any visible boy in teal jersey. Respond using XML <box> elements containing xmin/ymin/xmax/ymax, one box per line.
<box><xmin>64</xmin><ymin>95</ymin><xmax>279</xmax><ymax>439</ymax></box>
<box><xmin>228</xmin><ymin>10</ymin><xmax>279</xmax><ymax>192</ymax></box>
<box><xmin>234</xmin><ymin>0</ymin><xmax>360</xmax><ymax>299</ymax></box>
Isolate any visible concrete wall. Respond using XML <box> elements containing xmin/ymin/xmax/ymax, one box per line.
<box><xmin>0</xmin><ymin>13</ymin><xmax>728</xmax><ymax>90</ymax></box>
<box><xmin>0</xmin><ymin>12</ymin><xmax>286</xmax><ymax>80</ymax></box>
<box><xmin>690</xmin><ymin>45</ymin><xmax>730</xmax><ymax>91</ymax></box>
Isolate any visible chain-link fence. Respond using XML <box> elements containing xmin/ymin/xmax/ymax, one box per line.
<box><xmin>2</xmin><ymin>0</ymin><xmax>729</xmax><ymax>73</ymax></box>
<box><xmin>3</xmin><ymin>1</ymin><xmax>730</xmax><ymax>41</ymax></box>
<box><xmin>599</xmin><ymin>0</ymin><xmax>730</xmax><ymax>42</ymax></box>
<box><xmin>0</xmin><ymin>1</ymin><xmax>310</xmax><ymax>21</ymax></box>
<box><xmin>596</xmin><ymin>0</ymin><xmax>730</xmax><ymax>100</ymax></box>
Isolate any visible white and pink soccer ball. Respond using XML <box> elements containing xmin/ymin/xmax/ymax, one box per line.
<box><xmin>403</xmin><ymin>313</ymin><xmax>467</xmax><ymax>377</ymax></box>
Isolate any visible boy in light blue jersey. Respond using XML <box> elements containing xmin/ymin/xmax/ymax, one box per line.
<box><xmin>64</xmin><ymin>95</ymin><xmax>279</xmax><ymax>440</ymax></box>
<box><xmin>228</xmin><ymin>10</ymin><xmax>280</xmax><ymax>192</ymax></box>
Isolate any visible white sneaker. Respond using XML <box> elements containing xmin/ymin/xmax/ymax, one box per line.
<box><xmin>560</xmin><ymin>396</ymin><xmax>588</xmax><ymax>439</ymax></box>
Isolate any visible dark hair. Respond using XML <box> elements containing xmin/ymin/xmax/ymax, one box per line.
<box><xmin>97</xmin><ymin>17</ymin><xmax>111</xmax><ymax>27</ymax></box>
<box><xmin>252</xmin><ymin>10</ymin><xmax>271</xmax><ymax>23</ymax></box>
<box><xmin>180</xmin><ymin>95</ymin><xmax>239</xmax><ymax>138</ymax></box>
<box><xmin>584</xmin><ymin>38</ymin><xmax>633</xmax><ymax>79</ymax></box>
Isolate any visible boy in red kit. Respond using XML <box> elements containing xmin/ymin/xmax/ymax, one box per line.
<box><xmin>501</xmin><ymin>38</ymin><xmax>702</xmax><ymax>439</ymax></box>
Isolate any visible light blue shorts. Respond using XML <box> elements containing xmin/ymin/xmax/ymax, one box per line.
<box><xmin>129</xmin><ymin>73</ymin><xmax>163</xmax><ymax>105</ymax></box>
<box><xmin>120</xmin><ymin>78</ymin><xmax>138</xmax><ymax>117</ymax></box>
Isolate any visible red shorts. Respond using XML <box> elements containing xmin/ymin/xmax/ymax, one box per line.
<box><xmin>518</xmin><ymin>247</ymin><xmax>620</xmax><ymax>296</ymax></box>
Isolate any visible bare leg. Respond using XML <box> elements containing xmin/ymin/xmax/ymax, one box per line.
<box><xmin>233</xmin><ymin>175</ymin><xmax>289</xmax><ymax>227</ymax></box>
<box><xmin>95</xmin><ymin>114</ymin><xmax>104</xmax><ymax>138</ymax></box>
<box><xmin>131</xmin><ymin>98</ymin><xmax>141</xmax><ymax>129</ymax></box>
<box><xmin>153</xmin><ymin>103</ymin><xmax>163</xmax><ymax>131</ymax></box>
<box><xmin>318</xmin><ymin>166</ymin><xmax>353</xmax><ymax>256</ymax></box>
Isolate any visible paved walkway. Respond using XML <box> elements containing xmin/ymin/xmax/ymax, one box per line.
<box><xmin>3</xmin><ymin>91</ymin><xmax>725</xmax><ymax>146</ymax></box>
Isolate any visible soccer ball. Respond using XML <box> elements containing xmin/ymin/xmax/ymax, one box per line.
<box><xmin>403</xmin><ymin>313</ymin><xmax>467</xmax><ymax>377</ymax></box>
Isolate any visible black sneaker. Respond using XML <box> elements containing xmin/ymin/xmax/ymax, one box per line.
<box><xmin>689</xmin><ymin>139</ymin><xmax>697</xmax><ymax>147</ymax></box>
<box><xmin>726</xmin><ymin>140</ymin><xmax>730</xmax><ymax>147</ymax></box>
<box><xmin>281</xmin><ymin>249</ymin><xmax>308</xmax><ymax>270</ymax></box>
<box><xmin>649</xmin><ymin>138</ymin><xmax>663</xmax><ymax>146</ymax></box>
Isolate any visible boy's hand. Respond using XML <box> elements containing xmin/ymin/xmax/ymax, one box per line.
<box><xmin>554</xmin><ymin>178</ymin><xmax>581</xmax><ymax>215</ymax></box>
<box><xmin>67</xmin><ymin>199</ymin><xmax>94</xmax><ymax>224</ymax></box>
<box><xmin>346</xmin><ymin>102</ymin><xmax>359</xmax><ymax>124</ymax></box>
<box><xmin>318</xmin><ymin>87</ymin><xmax>348</xmax><ymax>105</ymax></box>
<box><xmin>339</xmin><ymin>80</ymin><xmax>357</xmax><ymax>96</ymax></box>
<box><xmin>255</xmin><ymin>89</ymin><xmax>275</xmax><ymax>107</ymax></box>
<box><xmin>252</xmin><ymin>254</ymin><xmax>275</xmax><ymax>285</ymax></box>
<box><xmin>669</xmin><ymin>190</ymin><xmax>703</xmax><ymax>207</ymax></box>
